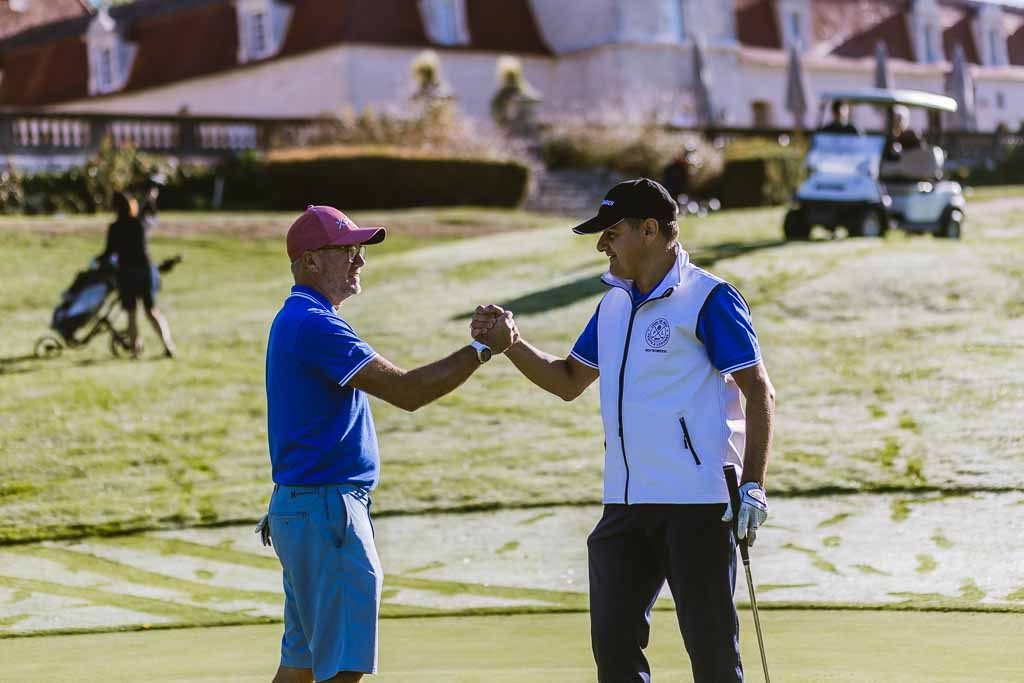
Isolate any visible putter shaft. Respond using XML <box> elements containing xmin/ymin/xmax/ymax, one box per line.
<box><xmin>742</xmin><ymin>559</ymin><xmax>771</xmax><ymax>683</ymax></box>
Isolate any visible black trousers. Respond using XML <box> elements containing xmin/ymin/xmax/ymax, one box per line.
<box><xmin>588</xmin><ymin>504</ymin><xmax>742</xmax><ymax>683</ymax></box>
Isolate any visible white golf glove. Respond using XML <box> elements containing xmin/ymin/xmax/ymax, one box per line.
<box><xmin>722</xmin><ymin>482</ymin><xmax>769</xmax><ymax>546</ymax></box>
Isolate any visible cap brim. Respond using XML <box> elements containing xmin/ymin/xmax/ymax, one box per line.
<box><xmin>571</xmin><ymin>214</ymin><xmax>624</xmax><ymax>235</ymax></box>
<box><xmin>334</xmin><ymin>227</ymin><xmax>387</xmax><ymax>245</ymax></box>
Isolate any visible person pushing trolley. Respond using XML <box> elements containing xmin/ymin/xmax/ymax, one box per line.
<box><xmin>474</xmin><ymin>178</ymin><xmax>775</xmax><ymax>682</ymax></box>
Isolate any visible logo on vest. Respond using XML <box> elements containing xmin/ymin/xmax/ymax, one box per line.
<box><xmin>645</xmin><ymin>318</ymin><xmax>671</xmax><ymax>350</ymax></box>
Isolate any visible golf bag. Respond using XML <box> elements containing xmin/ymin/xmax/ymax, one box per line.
<box><xmin>35</xmin><ymin>254</ymin><xmax>182</xmax><ymax>358</ymax></box>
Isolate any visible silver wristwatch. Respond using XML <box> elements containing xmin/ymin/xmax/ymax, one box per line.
<box><xmin>470</xmin><ymin>340</ymin><xmax>492</xmax><ymax>363</ymax></box>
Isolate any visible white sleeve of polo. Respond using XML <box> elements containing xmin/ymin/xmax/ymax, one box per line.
<box><xmin>720</xmin><ymin>356</ymin><xmax>761</xmax><ymax>376</ymax></box>
<box><xmin>569</xmin><ymin>350</ymin><xmax>599</xmax><ymax>370</ymax></box>
<box><xmin>339</xmin><ymin>352</ymin><xmax>377</xmax><ymax>387</ymax></box>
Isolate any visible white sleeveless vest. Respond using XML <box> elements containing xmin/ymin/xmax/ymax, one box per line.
<box><xmin>595</xmin><ymin>248</ymin><xmax>746</xmax><ymax>504</ymax></box>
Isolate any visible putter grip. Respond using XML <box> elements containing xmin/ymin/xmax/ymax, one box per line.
<box><xmin>724</xmin><ymin>465</ymin><xmax>750</xmax><ymax>562</ymax></box>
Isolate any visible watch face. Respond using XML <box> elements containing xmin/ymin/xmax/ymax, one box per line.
<box><xmin>479</xmin><ymin>347</ymin><xmax>492</xmax><ymax>363</ymax></box>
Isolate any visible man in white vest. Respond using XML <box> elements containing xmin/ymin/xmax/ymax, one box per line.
<box><xmin>473</xmin><ymin>178</ymin><xmax>775</xmax><ymax>682</ymax></box>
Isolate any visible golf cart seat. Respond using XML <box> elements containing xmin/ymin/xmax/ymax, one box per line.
<box><xmin>880</xmin><ymin>143</ymin><xmax>944</xmax><ymax>181</ymax></box>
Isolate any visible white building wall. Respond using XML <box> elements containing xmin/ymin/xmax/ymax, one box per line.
<box><xmin>43</xmin><ymin>26</ymin><xmax>1024</xmax><ymax>133</ymax></box>
<box><xmin>974</xmin><ymin>71</ymin><xmax>1024</xmax><ymax>131</ymax></box>
<box><xmin>48</xmin><ymin>44</ymin><xmax>556</xmax><ymax>123</ymax></box>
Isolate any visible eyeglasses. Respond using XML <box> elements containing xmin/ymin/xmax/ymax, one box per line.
<box><xmin>317</xmin><ymin>245</ymin><xmax>366</xmax><ymax>262</ymax></box>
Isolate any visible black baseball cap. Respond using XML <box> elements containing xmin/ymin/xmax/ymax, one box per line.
<box><xmin>571</xmin><ymin>178</ymin><xmax>679</xmax><ymax>235</ymax></box>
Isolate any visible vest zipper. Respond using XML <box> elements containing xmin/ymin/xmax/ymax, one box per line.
<box><xmin>679</xmin><ymin>416</ymin><xmax>701</xmax><ymax>465</ymax></box>
<box><xmin>615</xmin><ymin>287</ymin><xmax>674</xmax><ymax>505</ymax></box>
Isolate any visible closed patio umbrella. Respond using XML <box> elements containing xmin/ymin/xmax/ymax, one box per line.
<box><xmin>785</xmin><ymin>43</ymin><xmax>812</xmax><ymax>130</ymax></box>
<box><xmin>948</xmin><ymin>44</ymin><xmax>976</xmax><ymax>131</ymax></box>
<box><xmin>874</xmin><ymin>40</ymin><xmax>893</xmax><ymax>89</ymax></box>
<box><xmin>691</xmin><ymin>37</ymin><xmax>715</xmax><ymax>127</ymax></box>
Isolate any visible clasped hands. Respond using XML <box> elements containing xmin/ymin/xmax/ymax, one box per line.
<box><xmin>471</xmin><ymin>304</ymin><xmax>520</xmax><ymax>354</ymax></box>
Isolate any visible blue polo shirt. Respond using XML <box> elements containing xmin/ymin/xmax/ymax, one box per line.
<box><xmin>571</xmin><ymin>283</ymin><xmax>760</xmax><ymax>374</ymax></box>
<box><xmin>266</xmin><ymin>286</ymin><xmax>379</xmax><ymax>487</ymax></box>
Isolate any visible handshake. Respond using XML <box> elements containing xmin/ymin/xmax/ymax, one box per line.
<box><xmin>471</xmin><ymin>304</ymin><xmax>521</xmax><ymax>355</ymax></box>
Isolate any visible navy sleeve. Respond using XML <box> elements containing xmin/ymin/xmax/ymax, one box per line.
<box><xmin>300</xmin><ymin>313</ymin><xmax>378</xmax><ymax>387</ymax></box>
<box><xmin>570</xmin><ymin>306</ymin><xmax>600</xmax><ymax>369</ymax></box>
<box><xmin>696</xmin><ymin>284</ymin><xmax>761</xmax><ymax>375</ymax></box>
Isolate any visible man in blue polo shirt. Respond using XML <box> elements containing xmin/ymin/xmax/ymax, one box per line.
<box><xmin>473</xmin><ymin>179</ymin><xmax>776</xmax><ymax>682</ymax></box>
<box><xmin>264</xmin><ymin>205</ymin><xmax>516</xmax><ymax>683</ymax></box>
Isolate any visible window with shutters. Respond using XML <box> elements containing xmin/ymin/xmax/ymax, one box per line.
<box><xmin>419</xmin><ymin>0</ymin><xmax>470</xmax><ymax>46</ymax></box>
<box><xmin>235</xmin><ymin>0</ymin><xmax>294</xmax><ymax>63</ymax></box>
<box><xmin>86</xmin><ymin>9</ymin><xmax>136</xmax><ymax>95</ymax></box>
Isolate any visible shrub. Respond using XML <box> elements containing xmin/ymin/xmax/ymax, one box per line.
<box><xmin>965</xmin><ymin>143</ymin><xmax>1024</xmax><ymax>186</ymax></box>
<box><xmin>713</xmin><ymin>152</ymin><xmax>804</xmax><ymax>209</ymax></box>
<box><xmin>538</xmin><ymin>122</ymin><xmax>723</xmax><ymax>189</ymax></box>
<box><xmin>262</xmin><ymin>153</ymin><xmax>530</xmax><ymax>210</ymax></box>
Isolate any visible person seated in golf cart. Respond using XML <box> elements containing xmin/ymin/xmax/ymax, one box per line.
<box><xmin>881</xmin><ymin>105</ymin><xmax>942</xmax><ymax>181</ymax></box>
<box><xmin>820</xmin><ymin>100</ymin><xmax>860</xmax><ymax>135</ymax></box>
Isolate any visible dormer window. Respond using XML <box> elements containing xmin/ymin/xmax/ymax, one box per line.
<box><xmin>776</xmin><ymin>0</ymin><xmax>811</xmax><ymax>50</ymax></box>
<box><xmin>248</xmin><ymin>10</ymin><xmax>268</xmax><ymax>57</ymax></box>
<box><xmin>419</xmin><ymin>0</ymin><xmax>470</xmax><ymax>46</ymax></box>
<box><xmin>973</xmin><ymin>4</ymin><xmax>1007</xmax><ymax>67</ymax></box>
<box><xmin>234</xmin><ymin>0</ymin><xmax>293</xmax><ymax>64</ymax></box>
<box><xmin>923</xmin><ymin>24</ymin><xmax>936</xmax><ymax>63</ymax></box>
<box><xmin>98</xmin><ymin>47</ymin><xmax>115</xmax><ymax>91</ymax></box>
<box><xmin>85</xmin><ymin>9</ymin><xmax>136</xmax><ymax>95</ymax></box>
<box><xmin>910</xmin><ymin>0</ymin><xmax>942</xmax><ymax>64</ymax></box>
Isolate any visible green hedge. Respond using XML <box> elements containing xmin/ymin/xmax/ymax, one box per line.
<box><xmin>713</xmin><ymin>154</ymin><xmax>804</xmax><ymax>209</ymax></box>
<box><xmin>261</xmin><ymin>155</ymin><xmax>529</xmax><ymax>210</ymax></box>
<box><xmin>2</xmin><ymin>151</ymin><xmax>530</xmax><ymax>214</ymax></box>
<box><xmin>964</xmin><ymin>145</ymin><xmax>1024</xmax><ymax>186</ymax></box>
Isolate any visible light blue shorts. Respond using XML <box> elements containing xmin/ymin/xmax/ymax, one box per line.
<box><xmin>269</xmin><ymin>483</ymin><xmax>383</xmax><ymax>680</ymax></box>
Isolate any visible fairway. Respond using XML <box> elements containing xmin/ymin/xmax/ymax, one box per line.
<box><xmin>2</xmin><ymin>610</ymin><xmax>1022</xmax><ymax>682</ymax></box>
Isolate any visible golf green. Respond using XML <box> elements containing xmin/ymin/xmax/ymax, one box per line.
<box><xmin>2</xmin><ymin>609</ymin><xmax>1021</xmax><ymax>682</ymax></box>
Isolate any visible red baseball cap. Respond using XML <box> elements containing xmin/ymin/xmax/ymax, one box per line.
<box><xmin>286</xmin><ymin>205</ymin><xmax>386</xmax><ymax>262</ymax></box>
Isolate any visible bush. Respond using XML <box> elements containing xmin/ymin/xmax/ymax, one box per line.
<box><xmin>713</xmin><ymin>151</ymin><xmax>804</xmax><ymax>209</ymax></box>
<box><xmin>965</xmin><ymin>144</ymin><xmax>1024</xmax><ymax>186</ymax></box>
<box><xmin>538</xmin><ymin>123</ymin><xmax>723</xmax><ymax>190</ymax></box>
<box><xmin>262</xmin><ymin>153</ymin><xmax>529</xmax><ymax>210</ymax></box>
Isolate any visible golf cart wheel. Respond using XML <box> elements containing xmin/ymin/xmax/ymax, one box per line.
<box><xmin>849</xmin><ymin>209</ymin><xmax>886</xmax><ymax>238</ymax></box>
<box><xmin>783</xmin><ymin>210</ymin><xmax>811</xmax><ymax>241</ymax></box>
<box><xmin>936</xmin><ymin>210</ymin><xmax>963</xmax><ymax>240</ymax></box>
<box><xmin>110</xmin><ymin>331</ymin><xmax>132</xmax><ymax>358</ymax></box>
<box><xmin>33</xmin><ymin>336</ymin><xmax>63</xmax><ymax>359</ymax></box>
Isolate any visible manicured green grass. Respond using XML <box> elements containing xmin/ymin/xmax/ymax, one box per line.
<box><xmin>2</xmin><ymin>196</ymin><xmax>1023</xmax><ymax>543</ymax></box>
<box><xmin>2</xmin><ymin>610</ymin><xmax>1022</xmax><ymax>682</ymax></box>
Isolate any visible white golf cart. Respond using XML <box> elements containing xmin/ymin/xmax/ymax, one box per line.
<box><xmin>783</xmin><ymin>88</ymin><xmax>965</xmax><ymax>240</ymax></box>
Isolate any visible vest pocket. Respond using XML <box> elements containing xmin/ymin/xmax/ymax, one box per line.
<box><xmin>678</xmin><ymin>416</ymin><xmax>702</xmax><ymax>466</ymax></box>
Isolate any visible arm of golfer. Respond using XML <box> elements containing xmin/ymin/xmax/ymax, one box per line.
<box><xmin>349</xmin><ymin>316</ymin><xmax>515</xmax><ymax>412</ymax></box>
<box><xmin>504</xmin><ymin>339</ymin><xmax>598</xmax><ymax>401</ymax></box>
<box><xmin>731</xmin><ymin>361</ymin><xmax>776</xmax><ymax>484</ymax></box>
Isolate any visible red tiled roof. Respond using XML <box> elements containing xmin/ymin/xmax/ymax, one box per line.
<box><xmin>0</xmin><ymin>0</ymin><xmax>553</xmax><ymax>106</ymax></box>
<box><xmin>0</xmin><ymin>0</ymin><xmax>88</xmax><ymax>41</ymax></box>
<box><xmin>465</xmin><ymin>0</ymin><xmax>550</xmax><ymax>55</ymax></box>
<box><xmin>125</xmin><ymin>1</ymin><xmax>239</xmax><ymax>92</ymax></box>
<box><xmin>280</xmin><ymin>0</ymin><xmax>429</xmax><ymax>55</ymax></box>
<box><xmin>0</xmin><ymin>34</ymin><xmax>87</xmax><ymax>105</ymax></box>
<box><xmin>1009</xmin><ymin>24</ymin><xmax>1024</xmax><ymax>66</ymax></box>
<box><xmin>943</xmin><ymin>14</ymin><xmax>981</xmax><ymax>64</ymax></box>
<box><xmin>830</xmin><ymin>8</ymin><xmax>915</xmax><ymax>60</ymax></box>
<box><xmin>735</xmin><ymin>0</ymin><xmax>782</xmax><ymax>49</ymax></box>
<box><xmin>280</xmin><ymin>0</ymin><xmax>551</xmax><ymax>56</ymax></box>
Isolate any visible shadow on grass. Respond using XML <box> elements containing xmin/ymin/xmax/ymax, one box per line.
<box><xmin>0</xmin><ymin>355</ymin><xmax>39</xmax><ymax>375</ymax></box>
<box><xmin>452</xmin><ymin>238</ymin><xmax>787</xmax><ymax>319</ymax></box>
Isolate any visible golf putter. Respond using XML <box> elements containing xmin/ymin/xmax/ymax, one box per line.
<box><xmin>724</xmin><ymin>464</ymin><xmax>771</xmax><ymax>683</ymax></box>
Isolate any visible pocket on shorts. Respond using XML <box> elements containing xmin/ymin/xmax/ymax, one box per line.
<box><xmin>268</xmin><ymin>512</ymin><xmax>309</xmax><ymax>565</ymax></box>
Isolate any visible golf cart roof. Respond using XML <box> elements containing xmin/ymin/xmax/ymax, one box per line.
<box><xmin>821</xmin><ymin>88</ymin><xmax>958</xmax><ymax>112</ymax></box>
